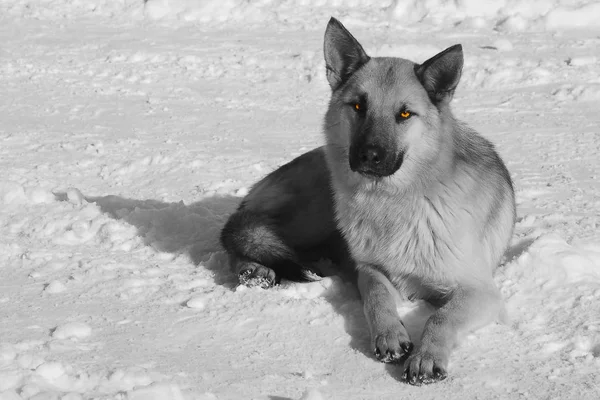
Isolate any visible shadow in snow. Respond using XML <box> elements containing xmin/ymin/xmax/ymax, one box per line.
<box><xmin>321</xmin><ymin>237</ymin><xmax>530</xmax><ymax>382</ymax></box>
<box><xmin>322</xmin><ymin>273</ymin><xmax>370</xmax><ymax>356</ymax></box>
<box><xmin>503</xmin><ymin>237</ymin><xmax>536</xmax><ymax>262</ymax></box>
<box><xmin>321</xmin><ymin>267</ymin><xmax>436</xmax><ymax>382</ymax></box>
<box><xmin>55</xmin><ymin>190</ymin><xmax>532</xmax><ymax>382</ymax></box>
<box><xmin>66</xmin><ymin>192</ymin><xmax>241</xmax><ymax>286</ymax></box>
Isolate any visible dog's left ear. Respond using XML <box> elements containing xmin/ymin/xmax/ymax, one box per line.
<box><xmin>324</xmin><ymin>17</ymin><xmax>370</xmax><ymax>90</ymax></box>
<box><xmin>415</xmin><ymin>44</ymin><xmax>463</xmax><ymax>104</ymax></box>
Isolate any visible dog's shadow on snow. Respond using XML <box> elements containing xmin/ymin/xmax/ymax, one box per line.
<box><xmin>321</xmin><ymin>237</ymin><xmax>533</xmax><ymax>383</ymax></box>
<box><xmin>69</xmin><ymin>192</ymin><xmax>242</xmax><ymax>287</ymax></box>
<box><xmin>61</xmin><ymin>191</ymin><xmax>535</xmax><ymax>383</ymax></box>
<box><xmin>323</xmin><ymin>276</ymin><xmax>438</xmax><ymax>382</ymax></box>
<box><xmin>65</xmin><ymin>192</ymin><xmax>421</xmax><ymax>381</ymax></box>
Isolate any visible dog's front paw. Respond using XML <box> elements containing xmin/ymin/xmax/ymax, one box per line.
<box><xmin>403</xmin><ymin>346</ymin><xmax>448</xmax><ymax>385</ymax></box>
<box><xmin>373</xmin><ymin>328</ymin><xmax>413</xmax><ymax>364</ymax></box>
<box><xmin>239</xmin><ymin>264</ymin><xmax>277</xmax><ymax>289</ymax></box>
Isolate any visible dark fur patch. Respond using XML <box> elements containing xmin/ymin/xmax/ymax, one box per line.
<box><xmin>415</xmin><ymin>44</ymin><xmax>463</xmax><ymax>104</ymax></box>
<box><xmin>220</xmin><ymin>209</ymin><xmax>319</xmax><ymax>283</ymax></box>
<box><xmin>324</xmin><ymin>17</ymin><xmax>370</xmax><ymax>90</ymax></box>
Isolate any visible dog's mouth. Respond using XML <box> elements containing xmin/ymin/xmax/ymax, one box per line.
<box><xmin>355</xmin><ymin>169</ymin><xmax>386</xmax><ymax>179</ymax></box>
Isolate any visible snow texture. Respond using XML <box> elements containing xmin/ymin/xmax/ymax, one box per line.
<box><xmin>1</xmin><ymin>0</ymin><xmax>600</xmax><ymax>399</ymax></box>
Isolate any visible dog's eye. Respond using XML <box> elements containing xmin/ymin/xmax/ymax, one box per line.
<box><xmin>399</xmin><ymin>110</ymin><xmax>412</xmax><ymax>119</ymax></box>
<box><xmin>351</xmin><ymin>97</ymin><xmax>367</xmax><ymax>113</ymax></box>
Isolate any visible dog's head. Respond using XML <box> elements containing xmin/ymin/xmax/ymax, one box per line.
<box><xmin>323</xmin><ymin>17</ymin><xmax>463</xmax><ymax>188</ymax></box>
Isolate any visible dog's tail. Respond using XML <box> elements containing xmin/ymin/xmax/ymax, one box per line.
<box><xmin>220</xmin><ymin>209</ymin><xmax>319</xmax><ymax>283</ymax></box>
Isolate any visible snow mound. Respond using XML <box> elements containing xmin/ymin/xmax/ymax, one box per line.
<box><xmin>186</xmin><ymin>295</ymin><xmax>207</xmax><ymax>309</ymax></box>
<box><xmin>52</xmin><ymin>322</ymin><xmax>93</xmax><ymax>340</ymax></box>
<box><xmin>544</xmin><ymin>2</ymin><xmax>600</xmax><ymax>30</ymax></box>
<box><xmin>0</xmin><ymin>390</ymin><xmax>22</xmax><ymax>400</ymax></box>
<box><xmin>36</xmin><ymin>361</ymin><xmax>68</xmax><ymax>381</ymax></box>
<box><xmin>0</xmin><ymin>182</ymin><xmax>55</xmax><ymax>205</ymax></box>
<box><xmin>1</xmin><ymin>0</ymin><xmax>143</xmax><ymax>20</ymax></box>
<box><xmin>495</xmin><ymin>233</ymin><xmax>600</xmax><ymax>374</ymax></box>
<box><xmin>0</xmin><ymin>343</ymin><xmax>189</xmax><ymax>399</ymax></box>
<box><xmin>139</xmin><ymin>0</ymin><xmax>600</xmax><ymax>31</ymax></box>
<box><xmin>6</xmin><ymin>0</ymin><xmax>596</xmax><ymax>31</ymax></box>
<box><xmin>553</xmin><ymin>84</ymin><xmax>600</xmax><ymax>102</ymax></box>
<box><xmin>44</xmin><ymin>280</ymin><xmax>67</xmax><ymax>294</ymax></box>
<box><xmin>280</xmin><ymin>277</ymin><xmax>335</xmax><ymax>300</ymax></box>
<box><xmin>505</xmin><ymin>234</ymin><xmax>600</xmax><ymax>290</ymax></box>
<box><xmin>373</xmin><ymin>43</ymin><xmax>443</xmax><ymax>63</ymax></box>
<box><xmin>299</xmin><ymin>388</ymin><xmax>325</xmax><ymax>400</ymax></box>
<box><xmin>128</xmin><ymin>382</ymin><xmax>186</xmax><ymax>400</ymax></box>
<box><xmin>144</xmin><ymin>0</ymin><xmax>265</xmax><ymax>22</ymax></box>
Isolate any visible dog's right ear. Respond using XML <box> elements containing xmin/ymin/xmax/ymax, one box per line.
<box><xmin>324</xmin><ymin>17</ymin><xmax>370</xmax><ymax>90</ymax></box>
<box><xmin>415</xmin><ymin>44</ymin><xmax>464</xmax><ymax>105</ymax></box>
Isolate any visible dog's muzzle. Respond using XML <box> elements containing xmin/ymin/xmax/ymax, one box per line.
<box><xmin>349</xmin><ymin>145</ymin><xmax>404</xmax><ymax>177</ymax></box>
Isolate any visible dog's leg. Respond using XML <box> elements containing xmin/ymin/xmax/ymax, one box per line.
<box><xmin>226</xmin><ymin>253</ymin><xmax>279</xmax><ymax>289</ymax></box>
<box><xmin>358</xmin><ymin>268</ymin><xmax>413</xmax><ymax>363</ymax></box>
<box><xmin>221</xmin><ymin>208</ymin><xmax>318</xmax><ymax>288</ymax></box>
<box><xmin>403</xmin><ymin>283</ymin><xmax>504</xmax><ymax>385</ymax></box>
<box><xmin>221</xmin><ymin>209</ymin><xmax>297</xmax><ymax>288</ymax></box>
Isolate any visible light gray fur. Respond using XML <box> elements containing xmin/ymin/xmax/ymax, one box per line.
<box><xmin>322</xmin><ymin>18</ymin><xmax>515</xmax><ymax>384</ymax></box>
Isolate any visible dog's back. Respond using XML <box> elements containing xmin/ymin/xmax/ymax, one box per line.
<box><xmin>451</xmin><ymin>121</ymin><xmax>515</xmax><ymax>270</ymax></box>
<box><xmin>220</xmin><ymin>147</ymin><xmax>345</xmax><ymax>286</ymax></box>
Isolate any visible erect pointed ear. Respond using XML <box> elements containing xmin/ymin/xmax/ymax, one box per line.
<box><xmin>323</xmin><ymin>17</ymin><xmax>370</xmax><ymax>90</ymax></box>
<box><xmin>414</xmin><ymin>44</ymin><xmax>463</xmax><ymax>104</ymax></box>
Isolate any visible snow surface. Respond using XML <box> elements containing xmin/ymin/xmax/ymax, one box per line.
<box><xmin>1</xmin><ymin>0</ymin><xmax>600</xmax><ymax>399</ymax></box>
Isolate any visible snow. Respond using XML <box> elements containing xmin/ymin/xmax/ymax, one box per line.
<box><xmin>185</xmin><ymin>296</ymin><xmax>207</xmax><ymax>310</ymax></box>
<box><xmin>51</xmin><ymin>323</ymin><xmax>93</xmax><ymax>340</ymax></box>
<box><xmin>544</xmin><ymin>2</ymin><xmax>600</xmax><ymax>30</ymax></box>
<box><xmin>44</xmin><ymin>281</ymin><xmax>67</xmax><ymax>294</ymax></box>
<box><xmin>128</xmin><ymin>383</ymin><xmax>186</xmax><ymax>400</ymax></box>
<box><xmin>141</xmin><ymin>0</ymin><xmax>600</xmax><ymax>31</ymax></box>
<box><xmin>299</xmin><ymin>388</ymin><xmax>325</xmax><ymax>400</ymax></box>
<box><xmin>1</xmin><ymin>0</ymin><xmax>600</xmax><ymax>399</ymax></box>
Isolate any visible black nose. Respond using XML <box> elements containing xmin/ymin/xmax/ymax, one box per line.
<box><xmin>359</xmin><ymin>145</ymin><xmax>385</xmax><ymax>165</ymax></box>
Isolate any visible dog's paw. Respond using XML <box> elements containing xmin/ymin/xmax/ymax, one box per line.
<box><xmin>403</xmin><ymin>347</ymin><xmax>448</xmax><ymax>386</ymax></box>
<box><xmin>373</xmin><ymin>329</ymin><xmax>413</xmax><ymax>364</ymax></box>
<box><xmin>239</xmin><ymin>264</ymin><xmax>277</xmax><ymax>289</ymax></box>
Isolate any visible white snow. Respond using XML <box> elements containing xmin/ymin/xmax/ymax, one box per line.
<box><xmin>545</xmin><ymin>2</ymin><xmax>600</xmax><ymax>30</ymax></box>
<box><xmin>52</xmin><ymin>323</ymin><xmax>93</xmax><ymax>340</ymax></box>
<box><xmin>140</xmin><ymin>0</ymin><xmax>600</xmax><ymax>31</ymax></box>
<box><xmin>36</xmin><ymin>362</ymin><xmax>67</xmax><ymax>381</ymax></box>
<box><xmin>44</xmin><ymin>280</ymin><xmax>67</xmax><ymax>294</ymax></box>
<box><xmin>185</xmin><ymin>296</ymin><xmax>207</xmax><ymax>309</ymax></box>
<box><xmin>299</xmin><ymin>388</ymin><xmax>325</xmax><ymax>400</ymax></box>
<box><xmin>128</xmin><ymin>383</ymin><xmax>186</xmax><ymax>400</ymax></box>
<box><xmin>1</xmin><ymin>0</ymin><xmax>600</xmax><ymax>399</ymax></box>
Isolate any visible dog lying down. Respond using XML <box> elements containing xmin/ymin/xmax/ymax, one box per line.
<box><xmin>221</xmin><ymin>18</ymin><xmax>515</xmax><ymax>385</ymax></box>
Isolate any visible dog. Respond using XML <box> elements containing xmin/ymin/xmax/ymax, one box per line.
<box><xmin>220</xmin><ymin>17</ymin><xmax>515</xmax><ymax>385</ymax></box>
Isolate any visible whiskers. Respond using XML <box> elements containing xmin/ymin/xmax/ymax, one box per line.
<box><xmin>323</xmin><ymin>120</ymin><xmax>341</xmax><ymax>130</ymax></box>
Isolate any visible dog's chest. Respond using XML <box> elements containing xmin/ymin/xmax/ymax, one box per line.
<box><xmin>335</xmin><ymin>190</ymin><xmax>464</xmax><ymax>283</ymax></box>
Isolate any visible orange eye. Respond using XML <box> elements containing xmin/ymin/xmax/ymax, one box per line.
<box><xmin>354</xmin><ymin>103</ymin><xmax>361</xmax><ymax>111</ymax></box>
<box><xmin>400</xmin><ymin>111</ymin><xmax>411</xmax><ymax>119</ymax></box>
